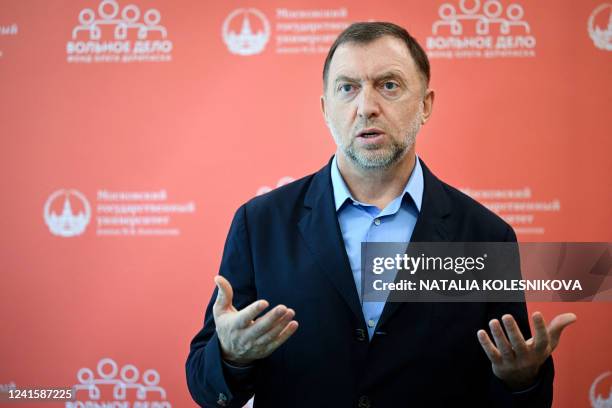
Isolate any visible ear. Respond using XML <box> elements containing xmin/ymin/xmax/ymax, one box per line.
<box><xmin>320</xmin><ymin>94</ymin><xmax>328</xmax><ymax>124</ymax></box>
<box><xmin>421</xmin><ymin>88</ymin><xmax>435</xmax><ymax>125</ymax></box>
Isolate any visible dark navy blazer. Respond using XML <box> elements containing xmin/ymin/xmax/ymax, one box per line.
<box><xmin>186</xmin><ymin>158</ymin><xmax>554</xmax><ymax>408</ymax></box>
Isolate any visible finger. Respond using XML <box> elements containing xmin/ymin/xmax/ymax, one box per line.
<box><xmin>213</xmin><ymin>276</ymin><xmax>234</xmax><ymax>315</ymax></box>
<box><xmin>234</xmin><ymin>299</ymin><xmax>270</xmax><ymax>328</ymax></box>
<box><xmin>501</xmin><ymin>314</ymin><xmax>528</xmax><ymax>355</ymax></box>
<box><xmin>246</xmin><ymin>305</ymin><xmax>289</xmax><ymax>337</ymax></box>
<box><xmin>489</xmin><ymin>319</ymin><xmax>515</xmax><ymax>360</ymax></box>
<box><xmin>532</xmin><ymin>312</ymin><xmax>550</xmax><ymax>354</ymax></box>
<box><xmin>547</xmin><ymin>313</ymin><xmax>577</xmax><ymax>350</ymax></box>
<box><xmin>264</xmin><ymin>320</ymin><xmax>299</xmax><ymax>353</ymax></box>
<box><xmin>477</xmin><ymin>329</ymin><xmax>502</xmax><ymax>364</ymax></box>
<box><xmin>253</xmin><ymin>309</ymin><xmax>296</xmax><ymax>346</ymax></box>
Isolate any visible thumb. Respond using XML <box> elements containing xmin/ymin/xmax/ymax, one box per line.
<box><xmin>213</xmin><ymin>275</ymin><xmax>234</xmax><ymax>316</ymax></box>
<box><xmin>548</xmin><ymin>313</ymin><xmax>577</xmax><ymax>350</ymax></box>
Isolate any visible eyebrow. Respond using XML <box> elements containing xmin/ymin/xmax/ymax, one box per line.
<box><xmin>333</xmin><ymin>71</ymin><xmax>407</xmax><ymax>87</ymax></box>
<box><xmin>333</xmin><ymin>75</ymin><xmax>360</xmax><ymax>87</ymax></box>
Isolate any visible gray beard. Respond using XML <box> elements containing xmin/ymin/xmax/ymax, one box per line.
<box><xmin>336</xmin><ymin>112</ymin><xmax>422</xmax><ymax>170</ymax></box>
<box><xmin>343</xmin><ymin>136</ymin><xmax>412</xmax><ymax>170</ymax></box>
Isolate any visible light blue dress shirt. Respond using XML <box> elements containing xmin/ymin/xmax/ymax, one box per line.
<box><xmin>330</xmin><ymin>155</ymin><xmax>424</xmax><ymax>340</ymax></box>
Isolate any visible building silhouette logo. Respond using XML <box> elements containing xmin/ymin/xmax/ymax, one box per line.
<box><xmin>67</xmin><ymin>358</ymin><xmax>171</xmax><ymax>407</ymax></box>
<box><xmin>44</xmin><ymin>189</ymin><xmax>91</xmax><ymax>238</ymax></box>
<box><xmin>590</xmin><ymin>371</ymin><xmax>612</xmax><ymax>408</ymax></box>
<box><xmin>222</xmin><ymin>8</ymin><xmax>271</xmax><ymax>56</ymax></box>
<box><xmin>588</xmin><ymin>4</ymin><xmax>612</xmax><ymax>51</ymax></box>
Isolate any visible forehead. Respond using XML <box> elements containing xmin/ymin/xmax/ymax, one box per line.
<box><xmin>328</xmin><ymin>36</ymin><xmax>419</xmax><ymax>81</ymax></box>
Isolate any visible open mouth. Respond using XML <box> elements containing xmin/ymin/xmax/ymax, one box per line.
<box><xmin>360</xmin><ymin>132</ymin><xmax>381</xmax><ymax>138</ymax></box>
<box><xmin>357</xmin><ymin>128</ymin><xmax>385</xmax><ymax>141</ymax></box>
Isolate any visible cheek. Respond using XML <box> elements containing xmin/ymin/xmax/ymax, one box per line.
<box><xmin>328</xmin><ymin>108</ymin><xmax>353</xmax><ymax>131</ymax></box>
<box><xmin>397</xmin><ymin>106</ymin><xmax>422</xmax><ymax>126</ymax></box>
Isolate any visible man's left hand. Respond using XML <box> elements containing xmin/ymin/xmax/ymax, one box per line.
<box><xmin>477</xmin><ymin>312</ymin><xmax>577</xmax><ymax>390</ymax></box>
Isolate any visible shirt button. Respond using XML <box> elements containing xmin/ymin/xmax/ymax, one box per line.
<box><xmin>358</xmin><ymin>395</ymin><xmax>371</xmax><ymax>408</ymax></box>
<box><xmin>374</xmin><ymin>218</ymin><xmax>381</xmax><ymax>225</ymax></box>
<box><xmin>355</xmin><ymin>328</ymin><xmax>367</xmax><ymax>342</ymax></box>
<box><xmin>367</xmin><ymin>319</ymin><xmax>376</xmax><ymax>328</ymax></box>
<box><xmin>217</xmin><ymin>393</ymin><xmax>228</xmax><ymax>406</ymax></box>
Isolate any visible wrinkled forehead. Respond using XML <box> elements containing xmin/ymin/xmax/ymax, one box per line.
<box><xmin>327</xmin><ymin>36</ymin><xmax>421</xmax><ymax>85</ymax></box>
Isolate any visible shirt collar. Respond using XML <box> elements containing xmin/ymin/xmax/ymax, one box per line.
<box><xmin>330</xmin><ymin>154</ymin><xmax>424</xmax><ymax>212</ymax></box>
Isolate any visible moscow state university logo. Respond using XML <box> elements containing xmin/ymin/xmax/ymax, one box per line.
<box><xmin>588</xmin><ymin>3</ymin><xmax>612</xmax><ymax>51</ymax></box>
<box><xmin>222</xmin><ymin>8</ymin><xmax>271</xmax><ymax>56</ymax></box>
<box><xmin>44</xmin><ymin>189</ymin><xmax>91</xmax><ymax>237</ymax></box>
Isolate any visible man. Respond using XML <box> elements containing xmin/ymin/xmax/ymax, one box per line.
<box><xmin>186</xmin><ymin>22</ymin><xmax>576</xmax><ymax>407</ymax></box>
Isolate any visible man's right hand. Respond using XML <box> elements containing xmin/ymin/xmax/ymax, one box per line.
<box><xmin>212</xmin><ymin>275</ymin><xmax>299</xmax><ymax>366</ymax></box>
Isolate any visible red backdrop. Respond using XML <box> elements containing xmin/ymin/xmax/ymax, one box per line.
<box><xmin>1</xmin><ymin>1</ymin><xmax>611</xmax><ymax>407</ymax></box>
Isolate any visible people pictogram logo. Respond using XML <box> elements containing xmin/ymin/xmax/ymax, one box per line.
<box><xmin>67</xmin><ymin>0</ymin><xmax>173</xmax><ymax>63</ymax></box>
<box><xmin>426</xmin><ymin>0</ymin><xmax>537</xmax><ymax>58</ymax></box>
<box><xmin>67</xmin><ymin>358</ymin><xmax>171</xmax><ymax>407</ymax></box>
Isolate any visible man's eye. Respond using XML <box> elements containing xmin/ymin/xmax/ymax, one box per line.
<box><xmin>383</xmin><ymin>82</ymin><xmax>399</xmax><ymax>90</ymax></box>
<box><xmin>339</xmin><ymin>84</ymin><xmax>354</xmax><ymax>93</ymax></box>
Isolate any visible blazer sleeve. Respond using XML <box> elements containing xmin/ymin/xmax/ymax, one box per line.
<box><xmin>186</xmin><ymin>204</ymin><xmax>258</xmax><ymax>407</ymax></box>
<box><xmin>486</xmin><ymin>225</ymin><xmax>554</xmax><ymax>408</ymax></box>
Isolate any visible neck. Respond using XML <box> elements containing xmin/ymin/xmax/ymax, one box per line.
<box><xmin>336</xmin><ymin>149</ymin><xmax>416</xmax><ymax>210</ymax></box>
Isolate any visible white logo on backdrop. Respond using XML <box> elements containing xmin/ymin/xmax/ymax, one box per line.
<box><xmin>256</xmin><ymin>176</ymin><xmax>295</xmax><ymax>196</ymax></box>
<box><xmin>0</xmin><ymin>382</ymin><xmax>17</xmax><ymax>393</ymax></box>
<box><xmin>588</xmin><ymin>4</ymin><xmax>612</xmax><ymax>51</ymax></box>
<box><xmin>432</xmin><ymin>0</ymin><xmax>529</xmax><ymax>35</ymax></box>
<box><xmin>44</xmin><ymin>189</ymin><xmax>91</xmax><ymax>237</ymax></box>
<box><xmin>426</xmin><ymin>0</ymin><xmax>536</xmax><ymax>58</ymax></box>
<box><xmin>221</xmin><ymin>7</ymin><xmax>348</xmax><ymax>55</ymax></box>
<box><xmin>44</xmin><ymin>189</ymin><xmax>195</xmax><ymax>238</ymax></box>
<box><xmin>67</xmin><ymin>0</ymin><xmax>172</xmax><ymax>63</ymax></box>
<box><xmin>0</xmin><ymin>23</ymin><xmax>19</xmax><ymax>60</ymax></box>
<box><xmin>0</xmin><ymin>24</ymin><xmax>18</xmax><ymax>36</ymax></box>
<box><xmin>72</xmin><ymin>0</ymin><xmax>166</xmax><ymax>40</ymax></box>
<box><xmin>222</xmin><ymin>8</ymin><xmax>271</xmax><ymax>56</ymax></box>
<box><xmin>67</xmin><ymin>358</ymin><xmax>171</xmax><ymax>407</ymax></box>
<box><xmin>590</xmin><ymin>371</ymin><xmax>612</xmax><ymax>408</ymax></box>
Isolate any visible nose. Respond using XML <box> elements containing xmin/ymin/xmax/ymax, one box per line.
<box><xmin>356</xmin><ymin>85</ymin><xmax>381</xmax><ymax>120</ymax></box>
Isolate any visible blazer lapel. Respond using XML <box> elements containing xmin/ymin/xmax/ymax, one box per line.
<box><xmin>297</xmin><ymin>160</ymin><xmax>366</xmax><ymax>326</ymax></box>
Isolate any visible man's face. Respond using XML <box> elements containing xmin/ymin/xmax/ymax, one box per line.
<box><xmin>321</xmin><ymin>36</ymin><xmax>433</xmax><ymax>170</ymax></box>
